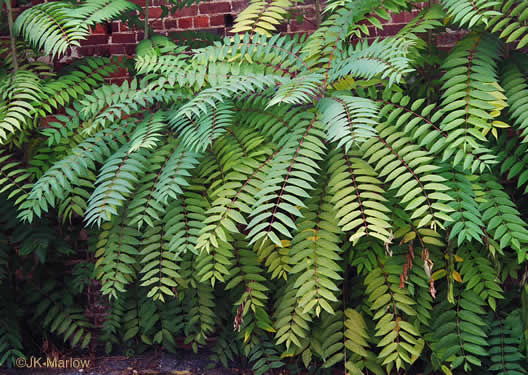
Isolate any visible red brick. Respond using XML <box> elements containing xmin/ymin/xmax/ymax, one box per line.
<box><xmin>112</xmin><ymin>22</ymin><xmax>120</xmax><ymax>33</ymax></box>
<box><xmin>172</xmin><ymin>5</ymin><xmax>198</xmax><ymax>17</ymax></box>
<box><xmin>93</xmin><ymin>24</ymin><xmax>106</xmax><ymax>34</ymax></box>
<box><xmin>194</xmin><ymin>16</ymin><xmax>209</xmax><ymax>28</ymax></box>
<box><xmin>402</xmin><ymin>11</ymin><xmax>416</xmax><ymax>22</ymax></box>
<box><xmin>92</xmin><ymin>45</ymin><xmax>111</xmax><ymax>56</ymax></box>
<box><xmin>81</xmin><ymin>34</ymin><xmax>109</xmax><ymax>46</ymax></box>
<box><xmin>152</xmin><ymin>20</ymin><xmax>163</xmax><ymax>29</ymax></box>
<box><xmin>164</xmin><ymin>19</ymin><xmax>178</xmax><ymax>29</ymax></box>
<box><xmin>391</xmin><ymin>12</ymin><xmax>406</xmax><ymax>23</ymax></box>
<box><xmin>289</xmin><ymin>20</ymin><xmax>316</xmax><ymax>33</ymax></box>
<box><xmin>79</xmin><ymin>46</ymin><xmax>94</xmax><ymax>56</ymax></box>
<box><xmin>210</xmin><ymin>15</ymin><xmax>225</xmax><ymax>27</ymax></box>
<box><xmin>378</xmin><ymin>23</ymin><xmax>404</xmax><ymax>36</ymax></box>
<box><xmin>125</xmin><ymin>45</ymin><xmax>137</xmax><ymax>55</ymax></box>
<box><xmin>178</xmin><ymin>17</ymin><xmax>193</xmax><ymax>29</ymax></box>
<box><xmin>130</xmin><ymin>0</ymin><xmax>145</xmax><ymax>5</ymax></box>
<box><xmin>109</xmin><ymin>45</ymin><xmax>126</xmax><ymax>55</ymax></box>
<box><xmin>199</xmin><ymin>1</ymin><xmax>230</xmax><ymax>14</ymax></box>
<box><xmin>148</xmin><ymin>6</ymin><xmax>163</xmax><ymax>18</ymax></box>
<box><xmin>112</xmin><ymin>33</ymin><xmax>136</xmax><ymax>43</ymax></box>
<box><xmin>302</xmin><ymin>7</ymin><xmax>316</xmax><ymax>18</ymax></box>
<box><xmin>276</xmin><ymin>23</ymin><xmax>288</xmax><ymax>33</ymax></box>
<box><xmin>231</xmin><ymin>0</ymin><xmax>248</xmax><ymax>12</ymax></box>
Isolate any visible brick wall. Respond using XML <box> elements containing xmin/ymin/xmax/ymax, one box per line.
<box><xmin>2</xmin><ymin>0</ymin><xmax>465</xmax><ymax>84</ymax></box>
<box><xmin>4</xmin><ymin>0</ymin><xmax>465</xmax><ymax>55</ymax></box>
<box><xmin>80</xmin><ymin>0</ymin><xmax>325</xmax><ymax>56</ymax></box>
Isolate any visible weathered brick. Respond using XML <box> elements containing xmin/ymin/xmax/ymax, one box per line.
<box><xmin>93</xmin><ymin>24</ymin><xmax>106</xmax><ymax>34</ymax></box>
<box><xmin>276</xmin><ymin>23</ymin><xmax>288</xmax><ymax>33</ymax></box>
<box><xmin>231</xmin><ymin>0</ymin><xmax>248</xmax><ymax>12</ymax></box>
<box><xmin>92</xmin><ymin>45</ymin><xmax>111</xmax><ymax>56</ymax></box>
<box><xmin>79</xmin><ymin>46</ymin><xmax>94</xmax><ymax>56</ymax></box>
<box><xmin>178</xmin><ymin>17</ymin><xmax>193</xmax><ymax>29</ymax></box>
<box><xmin>367</xmin><ymin>25</ymin><xmax>378</xmax><ymax>37</ymax></box>
<box><xmin>164</xmin><ymin>19</ymin><xmax>178</xmax><ymax>29</ymax></box>
<box><xmin>377</xmin><ymin>23</ymin><xmax>404</xmax><ymax>36</ymax></box>
<box><xmin>194</xmin><ymin>15</ymin><xmax>209</xmax><ymax>28</ymax></box>
<box><xmin>391</xmin><ymin>12</ymin><xmax>406</xmax><ymax>23</ymax></box>
<box><xmin>172</xmin><ymin>5</ymin><xmax>198</xmax><ymax>17</ymax></box>
<box><xmin>148</xmin><ymin>6</ymin><xmax>163</xmax><ymax>18</ymax></box>
<box><xmin>109</xmin><ymin>45</ymin><xmax>126</xmax><ymax>55</ymax></box>
<box><xmin>81</xmin><ymin>34</ymin><xmax>109</xmax><ymax>46</ymax></box>
<box><xmin>210</xmin><ymin>15</ymin><xmax>225</xmax><ymax>26</ymax></box>
<box><xmin>151</xmin><ymin>20</ymin><xmax>163</xmax><ymax>29</ymax></box>
<box><xmin>301</xmin><ymin>7</ymin><xmax>316</xmax><ymax>18</ymax></box>
<box><xmin>289</xmin><ymin>20</ymin><xmax>316</xmax><ymax>33</ymax></box>
<box><xmin>125</xmin><ymin>45</ymin><xmax>137</xmax><ymax>55</ymax></box>
<box><xmin>112</xmin><ymin>33</ymin><xmax>137</xmax><ymax>44</ymax></box>
<box><xmin>199</xmin><ymin>1</ymin><xmax>230</xmax><ymax>14</ymax></box>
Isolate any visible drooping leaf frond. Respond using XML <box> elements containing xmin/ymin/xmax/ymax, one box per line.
<box><xmin>84</xmin><ymin>145</ymin><xmax>150</xmax><ymax>227</ymax></box>
<box><xmin>14</xmin><ymin>0</ymin><xmax>137</xmax><ymax>59</ymax></box>
<box><xmin>18</xmin><ymin>120</ymin><xmax>137</xmax><ymax>222</ymax></box>
<box><xmin>360</xmin><ymin>124</ymin><xmax>454</xmax><ymax>231</ymax></box>
<box><xmin>487</xmin><ymin>1</ymin><xmax>528</xmax><ymax>49</ymax></box>
<box><xmin>431</xmin><ymin>290</ymin><xmax>489</xmax><ymax>371</ymax></box>
<box><xmin>317</xmin><ymin>95</ymin><xmax>379</xmax><ymax>151</ymax></box>
<box><xmin>441</xmin><ymin>0</ymin><xmax>501</xmax><ymax>28</ymax></box>
<box><xmin>501</xmin><ymin>54</ymin><xmax>528</xmax><ymax>140</ymax></box>
<box><xmin>0</xmin><ymin>70</ymin><xmax>42</xmax><ymax>142</ymax></box>
<box><xmin>246</xmin><ymin>116</ymin><xmax>326</xmax><ymax>247</ymax></box>
<box><xmin>437</xmin><ymin>33</ymin><xmax>505</xmax><ymax>169</ymax></box>
<box><xmin>231</xmin><ymin>0</ymin><xmax>293</xmax><ymax>37</ymax></box>
<box><xmin>328</xmin><ymin>149</ymin><xmax>392</xmax><ymax>244</ymax></box>
<box><xmin>289</xmin><ymin>166</ymin><xmax>343</xmax><ymax>317</ymax></box>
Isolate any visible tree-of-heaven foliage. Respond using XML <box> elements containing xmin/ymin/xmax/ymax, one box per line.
<box><xmin>1</xmin><ymin>0</ymin><xmax>528</xmax><ymax>374</ymax></box>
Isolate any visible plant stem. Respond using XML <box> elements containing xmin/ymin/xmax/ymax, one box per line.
<box><xmin>6</xmin><ymin>0</ymin><xmax>18</xmax><ymax>71</ymax></box>
<box><xmin>314</xmin><ymin>0</ymin><xmax>321</xmax><ymax>27</ymax></box>
<box><xmin>144</xmin><ymin>0</ymin><xmax>150</xmax><ymax>40</ymax></box>
<box><xmin>427</xmin><ymin>0</ymin><xmax>433</xmax><ymax>51</ymax></box>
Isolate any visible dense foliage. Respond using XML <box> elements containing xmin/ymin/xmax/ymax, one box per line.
<box><xmin>2</xmin><ymin>0</ymin><xmax>528</xmax><ymax>374</ymax></box>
